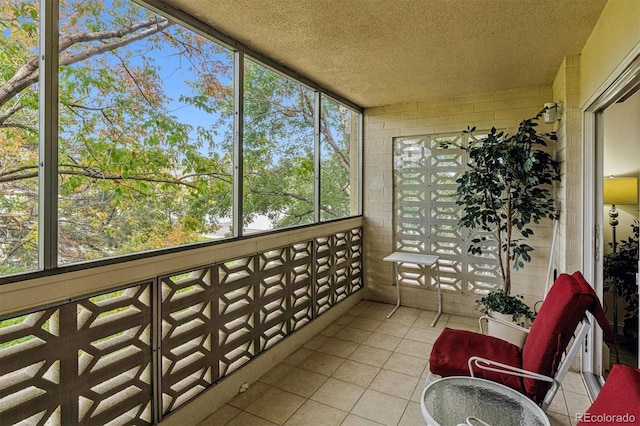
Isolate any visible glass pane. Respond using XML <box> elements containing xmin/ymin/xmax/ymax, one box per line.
<box><xmin>57</xmin><ymin>0</ymin><xmax>234</xmax><ymax>264</ymax></box>
<box><xmin>242</xmin><ymin>59</ymin><xmax>315</xmax><ymax>234</ymax></box>
<box><xmin>0</xmin><ymin>0</ymin><xmax>40</xmax><ymax>275</ymax></box>
<box><xmin>320</xmin><ymin>96</ymin><xmax>359</xmax><ymax>221</ymax></box>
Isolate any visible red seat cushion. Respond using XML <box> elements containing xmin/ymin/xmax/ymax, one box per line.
<box><xmin>521</xmin><ymin>273</ymin><xmax>595</xmax><ymax>402</ymax></box>
<box><xmin>429</xmin><ymin>327</ymin><xmax>524</xmax><ymax>393</ymax></box>
<box><xmin>577</xmin><ymin>364</ymin><xmax>640</xmax><ymax>425</ymax></box>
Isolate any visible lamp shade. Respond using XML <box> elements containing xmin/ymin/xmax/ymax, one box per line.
<box><xmin>604</xmin><ymin>177</ymin><xmax>638</xmax><ymax>205</ymax></box>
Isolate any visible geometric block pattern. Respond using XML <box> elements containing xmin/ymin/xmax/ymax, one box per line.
<box><xmin>315</xmin><ymin>228</ymin><xmax>363</xmax><ymax>316</ymax></box>
<box><xmin>0</xmin><ymin>228</ymin><xmax>361</xmax><ymax>424</ymax></box>
<box><xmin>159</xmin><ymin>227</ymin><xmax>360</xmax><ymax>419</ymax></box>
<box><xmin>0</xmin><ymin>283</ymin><xmax>153</xmax><ymax>425</ymax></box>
<box><xmin>393</xmin><ymin>134</ymin><xmax>500</xmax><ymax>294</ymax></box>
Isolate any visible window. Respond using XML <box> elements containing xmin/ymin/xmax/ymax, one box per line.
<box><xmin>320</xmin><ymin>96</ymin><xmax>360</xmax><ymax>221</ymax></box>
<box><xmin>242</xmin><ymin>60</ymin><xmax>315</xmax><ymax>233</ymax></box>
<box><xmin>57</xmin><ymin>0</ymin><xmax>234</xmax><ymax>263</ymax></box>
<box><xmin>0</xmin><ymin>1</ymin><xmax>40</xmax><ymax>274</ymax></box>
<box><xmin>0</xmin><ymin>0</ymin><xmax>362</xmax><ymax>278</ymax></box>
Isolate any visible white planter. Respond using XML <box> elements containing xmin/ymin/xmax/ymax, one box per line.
<box><xmin>486</xmin><ymin>312</ymin><xmax>529</xmax><ymax>347</ymax></box>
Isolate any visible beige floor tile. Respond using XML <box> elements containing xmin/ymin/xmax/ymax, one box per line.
<box><xmin>564</xmin><ymin>391</ymin><xmax>592</xmax><ymax>419</ymax></box>
<box><xmin>311</xmin><ymin>377</ymin><xmax>366</xmax><ymax>411</ymax></box>
<box><xmin>302</xmin><ymin>334</ymin><xmax>330</xmax><ymax>350</ymax></box>
<box><xmin>386</xmin><ymin>312</ymin><xmax>419</xmax><ymax>327</ymax></box>
<box><xmin>282</xmin><ymin>347</ymin><xmax>314</xmax><ymax>366</ymax></box>
<box><xmin>369</xmin><ymin>369</ymin><xmax>419</xmax><ymax>400</ymax></box>
<box><xmin>362</xmin><ymin>332</ymin><xmax>402</xmax><ymax>351</ymax></box>
<box><xmin>396</xmin><ymin>306</ymin><xmax>422</xmax><ymax>317</ymax></box>
<box><xmin>562</xmin><ymin>372</ymin><xmax>588</xmax><ymax>395</ymax></box>
<box><xmin>349</xmin><ymin>316</ymin><xmax>383</xmax><ymax>331</ymax></box>
<box><xmin>398</xmin><ymin>401</ymin><xmax>423</xmax><ymax>426</ymax></box>
<box><xmin>415</xmin><ymin>312</ymin><xmax>450</xmax><ymax>329</ymax></box>
<box><xmin>403</xmin><ymin>326</ymin><xmax>442</xmax><ymax>344</ymax></box>
<box><xmin>274</xmin><ymin>366</ymin><xmax>328</xmax><ymax>398</ymax></box>
<box><xmin>340</xmin><ymin>414</ymin><xmax>385</xmax><ymax>426</ymax></box>
<box><xmin>333</xmin><ymin>313</ymin><xmax>356</xmax><ymax>326</ymax></box>
<box><xmin>445</xmin><ymin>314</ymin><xmax>480</xmax><ymax>328</ymax></box>
<box><xmin>331</xmin><ymin>359</ymin><xmax>381</xmax><ymax>388</ymax></box>
<box><xmin>259</xmin><ymin>363</ymin><xmax>294</xmax><ymax>386</ymax></box>
<box><xmin>546</xmin><ymin>389</ymin><xmax>568</xmax><ymax>416</ymax></box>
<box><xmin>348</xmin><ymin>345</ymin><xmax>392</xmax><ymax>367</ymax></box>
<box><xmin>359</xmin><ymin>309</ymin><xmax>389</xmax><ymax>322</ymax></box>
<box><xmin>410</xmin><ymin>380</ymin><xmax>426</xmax><ymax>403</ymax></box>
<box><xmin>320</xmin><ymin>323</ymin><xmax>344</xmax><ymax>337</ymax></box>
<box><xmin>283</xmin><ymin>400</ymin><xmax>347</xmax><ymax>426</ymax></box>
<box><xmin>351</xmin><ymin>389</ymin><xmax>409</xmax><ymax>426</ymax></box>
<box><xmin>228</xmin><ymin>382</ymin><xmax>272</xmax><ymax>409</ymax></box>
<box><xmin>299</xmin><ymin>351</ymin><xmax>345</xmax><ymax>376</ymax></box>
<box><xmin>546</xmin><ymin>411</ymin><xmax>573</xmax><ymax>426</ymax></box>
<box><xmin>374</xmin><ymin>321</ymin><xmax>410</xmax><ymax>338</ymax></box>
<box><xmin>245</xmin><ymin>387</ymin><xmax>306</xmax><ymax>425</ymax></box>
<box><xmin>394</xmin><ymin>339</ymin><xmax>432</xmax><ymax>358</ymax></box>
<box><xmin>334</xmin><ymin>326</ymin><xmax>373</xmax><ymax>344</ymax></box>
<box><xmin>317</xmin><ymin>338</ymin><xmax>360</xmax><ymax>358</ymax></box>
<box><xmin>383</xmin><ymin>352</ymin><xmax>427</xmax><ymax>377</ymax></box>
<box><xmin>226</xmin><ymin>411</ymin><xmax>278</xmax><ymax>426</ymax></box>
<box><xmin>198</xmin><ymin>404</ymin><xmax>241</xmax><ymax>426</ymax></box>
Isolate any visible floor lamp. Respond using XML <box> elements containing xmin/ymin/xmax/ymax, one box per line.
<box><xmin>604</xmin><ymin>176</ymin><xmax>638</xmax><ymax>338</ymax></box>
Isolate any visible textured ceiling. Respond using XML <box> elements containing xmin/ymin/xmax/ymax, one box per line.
<box><xmin>161</xmin><ymin>0</ymin><xmax>608</xmax><ymax>108</ymax></box>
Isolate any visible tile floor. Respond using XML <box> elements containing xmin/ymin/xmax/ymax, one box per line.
<box><xmin>200</xmin><ymin>300</ymin><xmax>592</xmax><ymax>426</ymax></box>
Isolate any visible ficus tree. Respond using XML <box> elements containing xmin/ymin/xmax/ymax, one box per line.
<box><xmin>0</xmin><ymin>0</ymin><xmax>355</xmax><ymax>274</ymax></box>
<box><xmin>455</xmin><ymin>111</ymin><xmax>560</xmax><ymax>294</ymax></box>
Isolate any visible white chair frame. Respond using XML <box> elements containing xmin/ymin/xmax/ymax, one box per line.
<box><xmin>467</xmin><ymin>315</ymin><xmax>592</xmax><ymax>411</ymax></box>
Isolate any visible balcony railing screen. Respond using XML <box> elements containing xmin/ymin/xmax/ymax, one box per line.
<box><xmin>0</xmin><ymin>227</ymin><xmax>362</xmax><ymax>425</ymax></box>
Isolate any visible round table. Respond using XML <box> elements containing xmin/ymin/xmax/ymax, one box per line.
<box><xmin>420</xmin><ymin>376</ymin><xmax>549</xmax><ymax>426</ymax></box>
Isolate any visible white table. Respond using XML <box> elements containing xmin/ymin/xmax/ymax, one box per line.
<box><xmin>421</xmin><ymin>376</ymin><xmax>549</xmax><ymax>426</ymax></box>
<box><xmin>383</xmin><ymin>252</ymin><xmax>441</xmax><ymax>326</ymax></box>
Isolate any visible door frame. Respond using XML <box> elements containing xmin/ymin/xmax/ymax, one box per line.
<box><xmin>582</xmin><ymin>45</ymin><xmax>640</xmax><ymax>396</ymax></box>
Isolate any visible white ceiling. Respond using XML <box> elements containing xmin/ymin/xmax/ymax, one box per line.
<box><xmin>161</xmin><ymin>0</ymin><xmax>608</xmax><ymax>108</ymax></box>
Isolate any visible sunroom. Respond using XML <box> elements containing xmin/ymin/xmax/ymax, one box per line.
<box><xmin>1</xmin><ymin>0</ymin><xmax>639</xmax><ymax>425</ymax></box>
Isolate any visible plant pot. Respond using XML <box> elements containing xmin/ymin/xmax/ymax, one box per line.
<box><xmin>487</xmin><ymin>312</ymin><xmax>528</xmax><ymax>347</ymax></box>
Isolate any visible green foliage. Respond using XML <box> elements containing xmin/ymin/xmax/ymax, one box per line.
<box><xmin>603</xmin><ymin>221</ymin><xmax>639</xmax><ymax>320</ymax></box>
<box><xmin>475</xmin><ymin>289</ymin><xmax>536</xmax><ymax>326</ymax></box>
<box><xmin>456</xmin><ymin>111</ymin><xmax>560</xmax><ymax>293</ymax></box>
<box><xmin>0</xmin><ymin>0</ymin><xmax>355</xmax><ymax>273</ymax></box>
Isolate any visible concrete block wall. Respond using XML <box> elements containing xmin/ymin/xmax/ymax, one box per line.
<box><xmin>363</xmin><ymin>85</ymin><xmax>561</xmax><ymax>317</ymax></box>
<box><xmin>553</xmin><ymin>55</ymin><xmax>583</xmax><ymax>276</ymax></box>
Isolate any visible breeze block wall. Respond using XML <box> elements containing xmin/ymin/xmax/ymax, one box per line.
<box><xmin>363</xmin><ymin>85</ymin><xmax>558</xmax><ymax>317</ymax></box>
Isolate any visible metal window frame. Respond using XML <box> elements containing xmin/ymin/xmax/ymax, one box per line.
<box><xmin>25</xmin><ymin>0</ymin><xmax>364</xmax><ymax>277</ymax></box>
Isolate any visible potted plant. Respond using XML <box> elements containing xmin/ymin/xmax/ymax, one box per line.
<box><xmin>603</xmin><ymin>221</ymin><xmax>639</xmax><ymax>349</ymax></box>
<box><xmin>456</xmin><ymin>110</ymin><xmax>560</xmax><ymax>339</ymax></box>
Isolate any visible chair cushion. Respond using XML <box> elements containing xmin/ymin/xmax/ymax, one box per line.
<box><xmin>577</xmin><ymin>364</ymin><xmax>640</xmax><ymax>425</ymax></box>
<box><xmin>521</xmin><ymin>273</ymin><xmax>597</xmax><ymax>402</ymax></box>
<box><xmin>429</xmin><ymin>327</ymin><xmax>524</xmax><ymax>393</ymax></box>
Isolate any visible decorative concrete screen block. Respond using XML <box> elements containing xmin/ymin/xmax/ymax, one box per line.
<box><xmin>0</xmin><ymin>227</ymin><xmax>362</xmax><ymax>424</ymax></box>
<box><xmin>393</xmin><ymin>134</ymin><xmax>501</xmax><ymax>295</ymax></box>
<box><xmin>315</xmin><ymin>228</ymin><xmax>363</xmax><ymax>316</ymax></box>
<box><xmin>0</xmin><ymin>283</ymin><xmax>153</xmax><ymax>425</ymax></box>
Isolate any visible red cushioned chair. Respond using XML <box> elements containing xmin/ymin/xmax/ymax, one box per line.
<box><xmin>428</xmin><ymin>271</ymin><xmax>615</xmax><ymax>411</ymax></box>
<box><xmin>576</xmin><ymin>364</ymin><xmax>640</xmax><ymax>425</ymax></box>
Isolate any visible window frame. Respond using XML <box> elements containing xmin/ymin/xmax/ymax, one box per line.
<box><xmin>0</xmin><ymin>0</ymin><xmax>362</xmax><ymax>283</ymax></box>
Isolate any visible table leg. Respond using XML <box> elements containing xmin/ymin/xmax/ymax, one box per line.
<box><xmin>430</xmin><ymin>263</ymin><xmax>442</xmax><ymax>327</ymax></box>
<box><xmin>387</xmin><ymin>262</ymin><xmax>401</xmax><ymax>318</ymax></box>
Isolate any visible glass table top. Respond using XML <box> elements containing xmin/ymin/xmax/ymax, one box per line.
<box><xmin>421</xmin><ymin>376</ymin><xmax>550</xmax><ymax>426</ymax></box>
